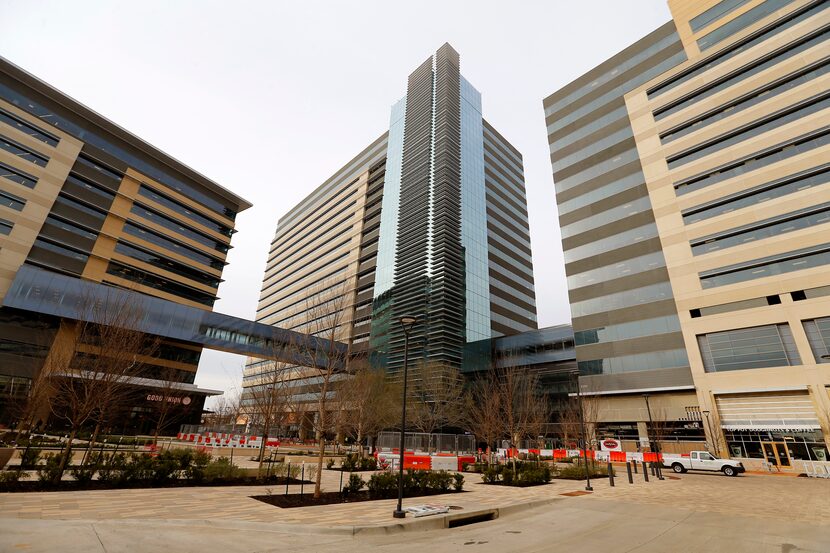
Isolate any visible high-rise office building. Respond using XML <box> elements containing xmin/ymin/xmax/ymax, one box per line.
<box><xmin>545</xmin><ymin>0</ymin><xmax>830</xmax><ymax>465</ymax></box>
<box><xmin>0</xmin><ymin>57</ymin><xmax>251</xmax><ymax>431</ymax></box>
<box><xmin>245</xmin><ymin>44</ymin><xmax>537</xmax><ymax>404</ymax></box>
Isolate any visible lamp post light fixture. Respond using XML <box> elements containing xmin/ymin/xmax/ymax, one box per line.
<box><xmin>642</xmin><ymin>394</ymin><xmax>664</xmax><ymax>480</ymax></box>
<box><xmin>393</xmin><ymin>315</ymin><xmax>418</xmax><ymax>519</ymax></box>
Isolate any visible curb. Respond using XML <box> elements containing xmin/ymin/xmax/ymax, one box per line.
<box><xmin>349</xmin><ymin>496</ymin><xmax>563</xmax><ymax>535</ymax></box>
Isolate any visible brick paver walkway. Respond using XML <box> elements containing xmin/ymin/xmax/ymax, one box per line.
<box><xmin>1</xmin><ymin>468</ymin><xmax>828</xmax><ymax>529</ymax></box>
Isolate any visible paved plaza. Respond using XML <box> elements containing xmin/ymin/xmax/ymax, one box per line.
<box><xmin>1</xmin><ymin>469</ymin><xmax>829</xmax><ymax>552</ymax></box>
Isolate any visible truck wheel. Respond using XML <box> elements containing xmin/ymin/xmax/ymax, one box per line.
<box><xmin>671</xmin><ymin>463</ymin><xmax>685</xmax><ymax>473</ymax></box>
<box><xmin>722</xmin><ymin>466</ymin><xmax>737</xmax><ymax>477</ymax></box>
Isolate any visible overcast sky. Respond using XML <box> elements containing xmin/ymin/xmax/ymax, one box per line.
<box><xmin>2</xmin><ymin>0</ymin><xmax>671</xmax><ymax>406</ymax></box>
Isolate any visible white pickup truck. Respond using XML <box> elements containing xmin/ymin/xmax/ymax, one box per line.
<box><xmin>665</xmin><ymin>451</ymin><xmax>745</xmax><ymax>476</ymax></box>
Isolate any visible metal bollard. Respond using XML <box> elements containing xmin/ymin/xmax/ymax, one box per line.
<box><xmin>339</xmin><ymin>470</ymin><xmax>344</xmax><ymax>496</ymax></box>
<box><xmin>285</xmin><ymin>462</ymin><xmax>290</xmax><ymax>496</ymax></box>
<box><xmin>300</xmin><ymin>463</ymin><xmax>305</xmax><ymax>498</ymax></box>
<box><xmin>608</xmin><ymin>462</ymin><xmax>614</xmax><ymax>487</ymax></box>
<box><xmin>626</xmin><ymin>462</ymin><xmax>633</xmax><ymax>484</ymax></box>
<box><xmin>651</xmin><ymin>463</ymin><xmax>656</xmax><ymax>477</ymax></box>
<box><xmin>633</xmin><ymin>460</ymin><xmax>638</xmax><ymax>474</ymax></box>
<box><xmin>643</xmin><ymin>462</ymin><xmax>649</xmax><ymax>482</ymax></box>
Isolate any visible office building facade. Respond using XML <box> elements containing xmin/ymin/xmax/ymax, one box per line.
<box><xmin>245</xmin><ymin>44</ymin><xmax>537</xmax><ymax>405</ymax></box>
<box><xmin>545</xmin><ymin>0</ymin><xmax>830</xmax><ymax>466</ymax></box>
<box><xmin>0</xmin><ymin>57</ymin><xmax>251</xmax><ymax>431</ymax></box>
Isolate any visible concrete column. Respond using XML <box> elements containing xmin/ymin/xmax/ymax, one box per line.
<box><xmin>637</xmin><ymin>421</ymin><xmax>649</xmax><ymax>450</ymax></box>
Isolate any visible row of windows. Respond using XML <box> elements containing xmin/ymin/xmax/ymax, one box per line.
<box><xmin>267</xmin><ymin>200</ymin><xmax>357</xmax><ymax>265</ymax></box>
<box><xmin>32</xmin><ymin>237</ymin><xmax>89</xmax><ymax>264</ymax></box>
<box><xmin>0</xmin><ymin>134</ymin><xmax>48</xmax><ymax>168</ymax></box>
<box><xmin>647</xmin><ymin>1</ymin><xmax>824</xmax><ymax>98</ymax></box>
<box><xmin>0</xmin><ymin>218</ymin><xmax>12</xmax><ymax>235</ymax></box>
<box><xmin>0</xmin><ymin>107</ymin><xmax>59</xmax><ymax>147</ymax></box>
<box><xmin>682</xmin><ymin>164</ymin><xmax>830</xmax><ymax>225</ymax></box>
<box><xmin>700</xmin><ymin>242</ymin><xmax>830</xmax><ymax>288</ymax></box>
<box><xmin>578</xmin><ymin>348</ymin><xmax>689</xmax><ymax>375</ymax></box>
<box><xmin>64</xmin><ymin>172</ymin><xmax>116</xmax><ymax>205</ymax></box>
<box><xmin>567</xmin><ymin>251</ymin><xmax>666</xmax><ymax>290</ymax></box>
<box><xmin>0</xmin><ymin>189</ymin><xmax>25</xmax><ymax>211</ymax></box>
<box><xmin>0</xmin><ymin>160</ymin><xmax>38</xmax><ymax>188</ymax></box>
<box><xmin>690</xmin><ymin>294</ymin><xmax>780</xmax><ymax>318</ymax></box>
<box><xmin>675</xmin><ymin>127</ymin><xmax>830</xmax><ymax>195</ymax></box>
<box><xmin>122</xmin><ymin>222</ymin><xmax>225</xmax><ymax>271</ymax></box>
<box><xmin>75</xmin><ymin>153</ymin><xmax>123</xmax><ymax>183</ymax></box>
<box><xmin>570</xmin><ymin>281</ymin><xmax>673</xmax><ymax>318</ymax></box>
<box><xmin>661</xmin><ymin>58</ymin><xmax>830</xmax><ymax>143</ymax></box>
<box><xmin>564</xmin><ymin>222</ymin><xmax>658</xmax><ymax>263</ymax></box>
<box><xmin>545</xmin><ymin>30</ymin><xmax>682</xmax><ymax>117</ymax></box>
<box><xmin>130</xmin><ymin>203</ymin><xmax>229</xmax><ymax>254</ymax></box>
<box><xmin>690</xmin><ymin>0</ymin><xmax>752</xmax><ymax>32</ymax></box>
<box><xmin>561</xmin><ymin>195</ymin><xmax>652</xmax><ymax>239</ymax></box>
<box><xmin>44</xmin><ymin>214</ymin><xmax>97</xmax><ymax>241</ymax></box>
<box><xmin>556</xmin><ymin>168</ymin><xmax>644</xmax><ymax>215</ymax></box>
<box><xmin>114</xmin><ymin>241</ymin><xmax>221</xmax><ymax>289</ymax></box>
<box><xmin>697</xmin><ymin>323</ymin><xmax>800</xmax><ymax>372</ymax></box>
<box><xmin>137</xmin><ymin>184</ymin><xmax>233</xmax><ymax>238</ymax></box>
<box><xmin>106</xmin><ymin>261</ymin><xmax>216</xmax><ymax>306</ymax></box>
<box><xmin>259</xmin><ymin>250</ymin><xmax>351</xmax><ymax>305</ymax></box>
<box><xmin>656</xmin><ymin>26</ymin><xmax>828</xmax><ymax>121</ymax></box>
<box><xmin>667</xmin><ymin>93</ymin><xmax>830</xmax><ymax>169</ymax></box>
<box><xmin>691</xmin><ymin>202</ymin><xmax>830</xmax><ymax>255</ymax></box>
<box><xmin>0</xmin><ymin>83</ymin><xmax>239</xmax><ymax>220</ymax></box>
<box><xmin>53</xmin><ymin>193</ymin><xmax>106</xmax><ymax>223</ymax></box>
<box><xmin>697</xmin><ymin>0</ymin><xmax>797</xmax><ymax>51</ymax></box>
<box><xmin>575</xmin><ymin>314</ymin><xmax>682</xmax><ymax>346</ymax></box>
<box><xmin>256</xmin><ymin>269</ymin><xmax>349</xmax><ymax>320</ymax></box>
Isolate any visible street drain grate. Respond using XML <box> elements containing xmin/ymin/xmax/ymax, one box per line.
<box><xmin>560</xmin><ymin>491</ymin><xmax>592</xmax><ymax>496</ymax></box>
<box><xmin>447</xmin><ymin>511</ymin><xmax>497</xmax><ymax>528</ymax></box>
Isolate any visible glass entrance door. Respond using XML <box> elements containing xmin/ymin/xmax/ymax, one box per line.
<box><xmin>762</xmin><ymin>441</ymin><xmax>792</xmax><ymax>468</ymax></box>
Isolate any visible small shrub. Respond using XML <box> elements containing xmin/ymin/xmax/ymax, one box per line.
<box><xmin>0</xmin><ymin>470</ymin><xmax>22</xmax><ymax>490</ymax></box>
<box><xmin>186</xmin><ymin>450</ymin><xmax>211</xmax><ymax>482</ymax></box>
<box><xmin>360</xmin><ymin>456</ymin><xmax>378</xmax><ymax>471</ymax></box>
<box><xmin>367</xmin><ymin>470</ymin><xmax>399</xmax><ymax>499</ymax></box>
<box><xmin>453</xmin><ymin>472</ymin><xmax>465</xmax><ymax>491</ymax></box>
<box><xmin>71</xmin><ymin>465</ymin><xmax>96</xmax><ymax>485</ymax></box>
<box><xmin>37</xmin><ymin>454</ymin><xmax>64</xmax><ymax>484</ymax></box>
<box><xmin>556</xmin><ymin>463</ymin><xmax>608</xmax><ymax>480</ymax></box>
<box><xmin>481</xmin><ymin>466</ymin><xmax>501</xmax><ymax>484</ymax></box>
<box><xmin>204</xmin><ymin>457</ymin><xmax>240</xmax><ymax>482</ymax></box>
<box><xmin>20</xmin><ymin>447</ymin><xmax>42</xmax><ymax>469</ymax></box>
<box><xmin>342</xmin><ymin>473</ymin><xmax>365</xmax><ymax>496</ymax></box>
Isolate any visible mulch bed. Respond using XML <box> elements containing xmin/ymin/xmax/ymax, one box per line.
<box><xmin>0</xmin><ymin>476</ymin><xmax>310</xmax><ymax>493</ymax></box>
<box><xmin>252</xmin><ymin>489</ymin><xmax>465</xmax><ymax>509</ymax></box>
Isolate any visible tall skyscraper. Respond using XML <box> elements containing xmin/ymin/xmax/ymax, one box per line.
<box><xmin>0</xmin><ymin>57</ymin><xmax>251</xmax><ymax>431</ymax></box>
<box><xmin>245</xmin><ymin>44</ymin><xmax>537</xmax><ymax>406</ymax></box>
<box><xmin>545</xmin><ymin>0</ymin><xmax>830</xmax><ymax>464</ymax></box>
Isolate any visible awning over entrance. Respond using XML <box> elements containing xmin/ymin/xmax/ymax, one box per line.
<box><xmin>716</xmin><ymin>392</ymin><xmax>821</xmax><ymax>432</ymax></box>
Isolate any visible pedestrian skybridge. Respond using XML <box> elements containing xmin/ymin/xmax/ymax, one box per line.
<box><xmin>3</xmin><ymin>264</ymin><xmax>347</xmax><ymax>368</ymax></box>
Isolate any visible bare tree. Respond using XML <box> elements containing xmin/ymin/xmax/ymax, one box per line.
<box><xmin>337</xmin><ymin>360</ymin><xmax>399</xmax><ymax>455</ymax></box>
<box><xmin>467</xmin><ymin>372</ymin><xmax>503</xmax><ymax>464</ymax></box>
<box><xmin>149</xmin><ymin>365</ymin><xmax>200</xmax><ymax>446</ymax></box>
<box><xmin>290</xmin><ymin>281</ymin><xmax>354</xmax><ymax>499</ymax></box>
<box><xmin>407</xmin><ymin>361</ymin><xmax>469</xmax><ymax>437</ymax></box>
<box><xmin>242</xmin><ymin>355</ymin><xmax>294</xmax><ymax>478</ymax></box>
<box><xmin>212</xmin><ymin>389</ymin><xmax>243</xmax><ymax>430</ymax></box>
<box><xmin>47</xmin><ymin>291</ymin><xmax>158</xmax><ymax>482</ymax></box>
<box><xmin>497</xmin><ymin>366</ymin><xmax>546</xmax><ymax>470</ymax></box>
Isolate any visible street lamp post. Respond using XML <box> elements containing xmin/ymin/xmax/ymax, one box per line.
<box><xmin>642</xmin><ymin>394</ymin><xmax>664</xmax><ymax>480</ymax></box>
<box><xmin>393</xmin><ymin>316</ymin><xmax>417</xmax><ymax>519</ymax></box>
<box><xmin>702</xmin><ymin>410</ymin><xmax>718</xmax><ymax>456</ymax></box>
<box><xmin>574</xmin><ymin>372</ymin><xmax>593</xmax><ymax>492</ymax></box>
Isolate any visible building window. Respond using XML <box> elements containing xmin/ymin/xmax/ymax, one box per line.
<box><xmin>697</xmin><ymin>323</ymin><xmax>801</xmax><ymax>372</ymax></box>
<box><xmin>691</xmin><ymin>202</ymin><xmax>830</xmax><ymax>255</ymax></box>
<box><xmin>0</xmin><ymin>190</ymin><xmax>26</xmax><ymax>211</ymax></box>
<box><xmin>0</xmin><ymin>136</ymin><xmax>49</xmax><ymax>168</ymax></box>
<box><xmin>700</xmin><ymin>243</ymin><xmax>830</xmax><ymax>288</ymax></box>
<box><xmin>697</xmin><ymin>0</ymin><xmax>799</xmax><ymax>51</ymax></box>
<box><xmin>0</xmin><ymin>108</ymin><xmax>59</xmax><ymax>146</ymax></box>
<box><xmin>802</xmin><ymin>317</ymin><xmax>830</xmax><ymax>363</ymax></box>
<box><xmin>0</xmin><ymin>218</ymin><xmax>12</xmax><ymax>235</ymax></box>
<box><xmin>0</xmin><ymin>160</ymin><xmax>38</xmax><ymax>188</ymax></box>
